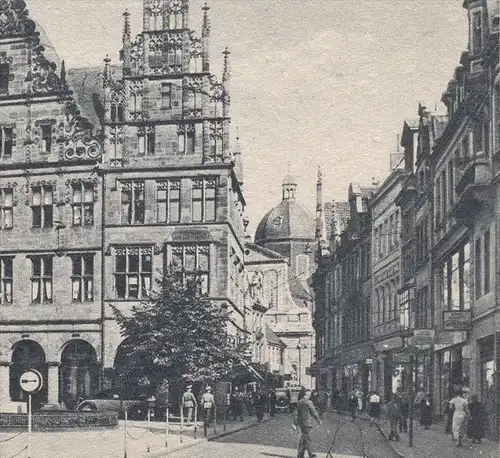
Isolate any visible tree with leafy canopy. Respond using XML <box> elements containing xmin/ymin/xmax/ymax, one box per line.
<box><xmin>111</xmin><ymin>267</ymin><xmax>247</xmax><ymax>389</ymax></box>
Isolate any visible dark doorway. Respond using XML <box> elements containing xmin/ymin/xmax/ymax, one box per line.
<box><xmin>10</xmin><ymin>340</ymin><xmax>48</xmax><ymax>410</ymax></box>
<box><xmin>60</xmin><ymin>340</ymin><xmax>98</xmax><ymax>409</ymax></box>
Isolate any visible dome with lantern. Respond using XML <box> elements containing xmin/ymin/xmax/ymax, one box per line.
<box><xmin>255</xmin><ymin>175</ymin><xmax>315</xmax><ymax>244</ymax></box>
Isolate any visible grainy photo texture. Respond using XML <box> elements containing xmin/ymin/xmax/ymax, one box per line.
<box><xmin>0</xmin><ymin>0</ymin><xmax>500</xmax><ymax>457</ymax></box>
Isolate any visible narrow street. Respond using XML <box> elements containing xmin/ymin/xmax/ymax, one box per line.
<box><xmin>171</xmin><ymin>411</ymin><xmax>399</xmax><ymax>458</ymax></box>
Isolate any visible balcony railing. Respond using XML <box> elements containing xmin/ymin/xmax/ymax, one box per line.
<box><xmin>451</xmin><ymin>153</ymin><xmax>493</xmax><ymax>226</ymax></box>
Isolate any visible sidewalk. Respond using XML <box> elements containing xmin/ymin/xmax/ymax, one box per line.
<box><xmin>0</xmin><ymin>415</ymin><xmax>271</xmax><ymax>457</ymax></box>
<box><xmin>376</xmin><ymin>418</ymin><xmax>500</xmax><ymax>458</ymax></box>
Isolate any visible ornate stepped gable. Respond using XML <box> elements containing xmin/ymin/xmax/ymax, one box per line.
<box><xmin>0</xmin><ymin>0</ymin><xmax>35</xmax><ymax>39</ymax></box>
<box><xmin>0</xmin><ymin>0</ymin><xmax>102</xmax><ymax>162</ymax></box>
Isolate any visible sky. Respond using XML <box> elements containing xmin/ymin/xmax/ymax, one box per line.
<box><xmin>29</xmin><ymin>0</ymin><xmax>468</xmax><ymax>234</ymax></box>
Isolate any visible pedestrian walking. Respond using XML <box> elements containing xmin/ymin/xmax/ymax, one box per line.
<box><xmin>368</xmin><ymin>391</ymin><xmax>381</xmax><ymax>426</ymax></box>
<box><xmin>399</xmin><ymin>394</ymin><xmax>409</xmax><ymax>433</ymax></box>
<box><xmin>317</xmin><ymin>390</ymin><xmax>328</xmax><ymax>419</ymax></box>
<box><xmin>356</xmin><ymin>390</ymin><xmax>364</xmax><ymax>411</ymax></box>
<box><xmin>230</xmin><ymin>387</ymin><xmax>243</xmax><ymax>421</ymax></box>
<box><xmin>269</xmin><ymin>390</ymin><xmax>277</xmax><ymax>418</ymax></box>
<box><xmin>442</xmin><ymin>396</ymin><xmax>453</xmax><ymax>434</ymax></box>
<box><xmin>181</xmin><ymin>385</ymin><xmax>197</xmax><ymax>423</ymax></box>
<box><xmin>449</xmin><ymin>387</ymin><xmax>469</xmax><ymax>447</ymax></box>
<box><xmin>253</xmin><ymin>390</ymin><xmax>266</xmax><ymax>422</ymax></box>
<box><xmin>201</xmin><ymin>386</ymin><xmax>215</xmax><ymax>426</ymax></box>
<box><xmin>386</xmin><ymin>396</ymin><xmax>402</xmax><ymax>441</ymax></box>
<box><xmin>293</xmin><ymin>388</ymin><xmax>322</xmax><ymax>458</ymax></box>
<box><xmin>348</xmin><ymin>391</ymin><xmax>357</xmax><ymax>422</ymax></box>
<box><xmin>468</xmin><ymin>394</ymin><xmax>486</xmax><ymax>444</ymax></box>
<box><xmin>419</xmin><ymin>393</ymin><xmax>432</xmax><ymax>430</ymax></box>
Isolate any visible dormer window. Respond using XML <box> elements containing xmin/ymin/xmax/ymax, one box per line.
<box><xmin>472</xmin><ymin>10</ymin><xmax>482</xmax><ymax>55</ymax></box>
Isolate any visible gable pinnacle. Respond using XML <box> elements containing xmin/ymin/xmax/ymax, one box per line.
<box><xmin>202</xmin><ymin>1</ymin><xmax>211</xmax><ymax>37</ymax></box>
<box><xmin>223</xmin><ymin>46</ymin><xmax>230</xmax><ymax>76</ymax></box>
<box><xmin>123</xmin><ymin>9</ymin><xmax>131</xmax><ymax>38</ymax></box>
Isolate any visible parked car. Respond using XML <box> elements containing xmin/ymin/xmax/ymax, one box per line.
<box><xmin>275</xmin><ymin>388</ymin><xmax>290</xmax><ymax>413</ymax></box>
<box><xmin>76</xmin><ymin>390</ymin><xmax>149</xmax><ymax>420</ymax></box>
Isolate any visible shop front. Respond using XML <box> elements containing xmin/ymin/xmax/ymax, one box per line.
<box><xmin>374</xmin><ymin>336</ymin><xmax>403</xmax><ymax>402</ymax></box>
<box><xmin>477</xmin><ymin>334</ymin><xmax>499</xmax><ymax>441</ymax></box>
<box><xmin>335</xmin><ymin>344</ymin><xmax>373</xmax><ymax>407</ymax></box>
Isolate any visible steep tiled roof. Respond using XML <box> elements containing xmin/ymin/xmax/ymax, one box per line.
<box><xmin>244</xmin><ymin>242</ymin><xmax>286</xmax><ymax>264</ymax></box>
<box><xmin>265</xmin><ymin>324</ymin><xmax>285</xmax><ymax>346</ymax></box>
<box><xmin>66</xmin><ymin>65</ymin><xmax>122</xmax><ymax>130</ymax></box>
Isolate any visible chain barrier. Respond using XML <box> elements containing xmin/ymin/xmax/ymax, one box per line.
<box><xmin>0</xmin><ymin>432</ymin><xmax>24</xmax><ymax>443</ymax></box>
<box><xmin>6</xmin><ymin>445</ymin><xmax>28</xmax><ymax>458</ymax></box>
<box><xmin>125</xmin><ymin>428</ymin><xmax>149</xmax><ymax>441</ymax></box>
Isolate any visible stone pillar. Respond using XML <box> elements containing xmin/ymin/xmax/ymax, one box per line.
<box><xmin>47</xmin><ymin>363</ymin><xmax>60</xmax><ymax>405</ymax></box>
<box><xmin>0</xmin><ymin>363</ymin><xmax>10</xmax><ymax>409</ymax></box>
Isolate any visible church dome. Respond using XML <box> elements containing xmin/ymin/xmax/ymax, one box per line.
<box><xmin>255</xmin><ymin>176</ymin><xmax>315</xmax><ymax>243</ymax></box>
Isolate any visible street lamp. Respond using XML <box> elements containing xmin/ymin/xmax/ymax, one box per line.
<box><xmin>296</xmin><ymin>341</ymin><xmax>307</xmax><ymax>385</ymax></box>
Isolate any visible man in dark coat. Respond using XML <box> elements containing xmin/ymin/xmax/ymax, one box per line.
<box><xmin>293</xmin><ymin>389</ymin><xmax>322</xmax><ymax>458</ymax></box>
<box><xmin>468</xmin><ymin>394</ymin><xmax>486</xmax><ymax>443</ymax></box>
<box><xmin>269</xmin><ymin>390</ymin><xmax>277</xmax><ymax>418</ymax></box>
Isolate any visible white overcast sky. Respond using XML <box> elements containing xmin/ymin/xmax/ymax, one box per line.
<box><xmin>29</xmin><ymin>0</ymin><xmax>467</xmax><ymax>234</ymax></box>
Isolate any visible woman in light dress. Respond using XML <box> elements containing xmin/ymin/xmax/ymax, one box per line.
<box><xmin>449</xmin><ymin>387</ymin><xmax>469</xmax><ymax>447</ymax></box>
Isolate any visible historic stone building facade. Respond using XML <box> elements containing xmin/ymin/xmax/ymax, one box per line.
<box><xmin>252</xmin><ymin>176</ymin><xmax>316</xmax><ymax>389</ymax></box>
<box><xmin>312</xmin><ymin>183</ymin><xmax>375</xmax><ymax>400</ymax></box>
<box><xmin>370</xmin><ymin>164</ymin><xmax>408</xmax><ymax>401</ymax></box>
<box><xmin>0</xmin><ymin>0</ymin><xmax>247</xmax><ymax>411</ymax></box>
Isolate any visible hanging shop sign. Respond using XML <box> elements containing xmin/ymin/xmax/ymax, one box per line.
<box><xmin>443</xmin><ymin>311</ymin><xmax>472</xmax><ymax>331</ymax></box>
<box><xmin>412</xmin><ymin>329</ymin><xmax>435</xmax><ymax>346</ymax></box>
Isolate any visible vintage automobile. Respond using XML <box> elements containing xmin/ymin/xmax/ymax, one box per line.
<box><xmin>75</xmin><ymin>390</ymin><xmax>149</xmax><ymax>420</ymax></box>
<box><xmin>275</xmin><ymin>388</ymin><xmax>290</xmax><ymax>413</ymax></box>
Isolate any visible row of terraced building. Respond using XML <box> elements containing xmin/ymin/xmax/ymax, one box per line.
<box><xmin>312</xmin><ymin>0</ymin><xmax>500</xmax><ymax>442</ymax></box>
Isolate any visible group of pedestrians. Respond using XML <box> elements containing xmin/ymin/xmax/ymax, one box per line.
<box><xmin>182</xmin><ymin>384</ymin><xmax>280</xmax><ymax>427</ymax></box>
<box><xmin>181</xmin><ymin>384</ymin><xmax>216</xmax><ymax>426</ymax></box>
<box><xmin>445</xmin><ymin>387</ymin><xmax>487</xmax><ymax>447</ymax></box>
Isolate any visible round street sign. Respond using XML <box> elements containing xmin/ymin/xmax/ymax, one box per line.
<box><xmin>20</xmin><ymin>369</ymin><xmax>43</xmax><ymax>393</ymax></box>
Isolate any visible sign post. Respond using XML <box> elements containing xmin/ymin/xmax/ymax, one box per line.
<box><xmin>20</xmin><ymin>369</ymin><xmax>43</xmax><ymax>458</ymax></box>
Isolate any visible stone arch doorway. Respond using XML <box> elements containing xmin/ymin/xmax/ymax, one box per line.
<box><xmin>113</xmin><ymin>340</ymin><xmax>151</xmax><ymax>400</ymax></box>
<box><xmin>10</xmin><ymin>340</ymin><xmax>48</xmax><ymax>409</ymax></box>
<box><xmin>60</xmin><ymin>340</ymin><xmax>98</xmax><ymax>409</ymax></box>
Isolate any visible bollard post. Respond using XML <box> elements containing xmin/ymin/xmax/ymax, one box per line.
<box><xmin>409</xmin><ymin>354</ymin><xmax>414</xmax><ymax>448</ymax></box>
<box><xmin>180</xmin><ymin>403</ymin><xmax>184</xmax><ymax>443</ymax></box>
<box><xmin>28</xmin><ymin>394</ymin><xmax>32</xmax><ymax>458</ymax></box>
<box><xmin>193</xmin><ymin>405</ymin><xmax>198</xmax><ymax>439</ymax></box>
<box><xmin>124</xmin><ymin>409</ymin><xmax>128</xmax><ymax>458</ymax></box>
<box><xmin>213</xmin><ymin>404</ymin><xmax>217</xmax><ymax>435</ymax></box>
<box><xmin>165</xmin><ymin>407</ymin><xmax>169</xmax><ymax>448</ymax></box>
<box><xmin>146</xmin><ymin>408</ymin><xmax>151</xmax><ymax>453</ymax></box>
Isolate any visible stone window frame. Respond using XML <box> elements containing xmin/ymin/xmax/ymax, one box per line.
<box><xmin>0</xmin><ymin>185</ymin><xmax>14</xmax><ymax>230</ymax></box>
<box><xmin>70</xmin><ymin>253</ymin><xmax>95</xmax><ymax>303</ymax></box>
<box><xmin>114</xmin><ymin>245</ymin><xmax>153</xmax><ymax>300</ymax></box>
<box><xmin>191</xmin><ymin>177</ymin><xmax>217</xmax><ymax>223</ymax></box>
<box><xmin>30</xmin><ymin>182</ymin><xmax>55</xmax><ymax>229</ymax></box>
<box><xmin>29</xmin><ymin>254</ymin><xmax>54</xmax><ymax>305</ymax></box>
<box><xmin>168</xmin><ymin>243</ymin><xmax>210</xmax><ymax>294</ymax></box>
<box><xmin>0</xmin><ymin>256</ymin><xmax>13</xmax><ymax>305</ymax></box>
<box><xmin>0</xmin><ymin>123</ymin><xmax>15</xmax><ymax>158</ymax></box>
<box><xmin>120</xmin><ymin>180</ymin><xmax>145</xmax><ymax>225</ymax></box>
<box><xmin>156</xmin><ymin>179</ymin><xmax>181</xmax><ymax>224</ymax></box>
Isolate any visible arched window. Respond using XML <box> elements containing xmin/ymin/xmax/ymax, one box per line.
<box><xmin>60</xmin><ymin>340</ymin><xmax>98</xmax><ymax>409</ymax></box>
<box><xmin>10</xmin><ymin>340</ymin><xmax>47</xmax><ymax>406</ymax></box>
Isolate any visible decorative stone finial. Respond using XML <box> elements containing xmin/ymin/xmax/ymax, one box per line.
<box><xmin>123</xmin><ymin>9</ymin><xmax>131</xmax><ymax>37</ymax></box>
<box><xmin>202</xmin><ymin>2</ymin><xmax>211</xmax><ymax>36</ymax></box>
